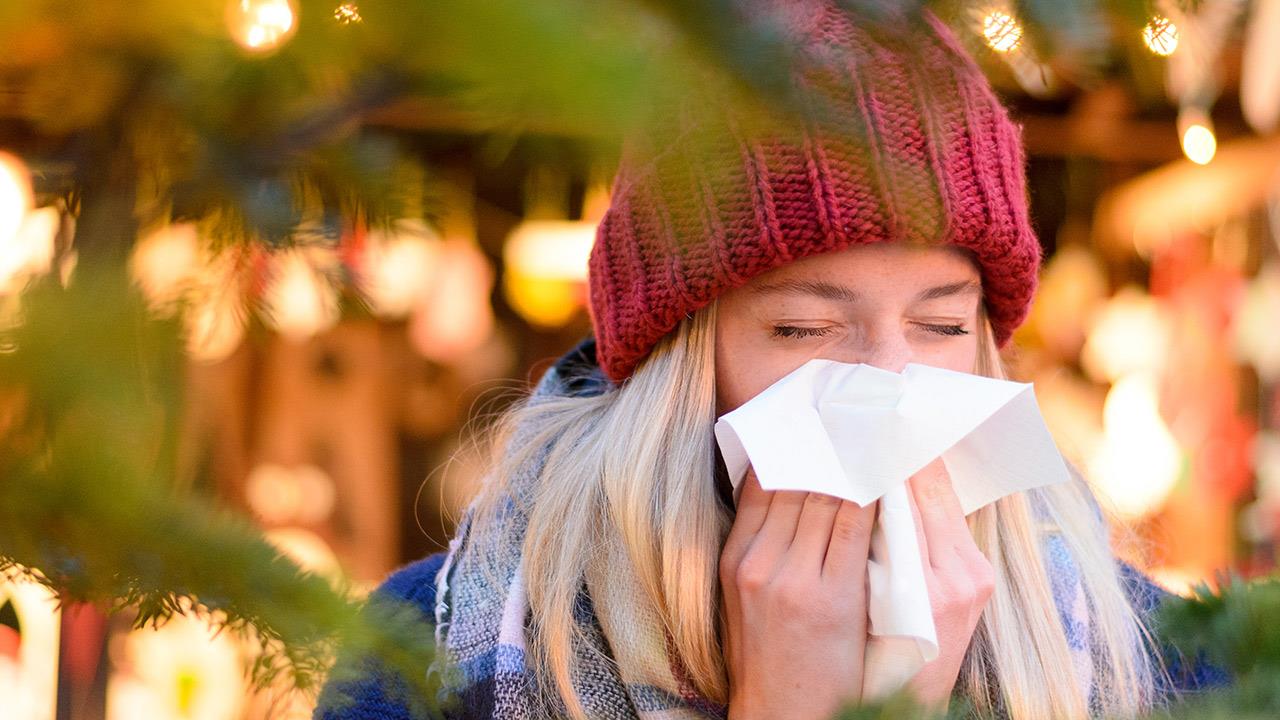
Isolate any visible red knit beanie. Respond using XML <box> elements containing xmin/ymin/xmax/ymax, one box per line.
<box><xmin>587</xmin><ymin>1</ymin><xmax>1041</xmax><ymax>383</ymax></box>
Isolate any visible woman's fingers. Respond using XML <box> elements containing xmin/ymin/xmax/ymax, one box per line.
<box><xmin>820</xmin><ymin>499</ymin><xmax>877</xmax><ymax>579</ymax></box>
<box><xmin>905</xmin><ymin>482</ymin><xmax>932</xmax><ymax>573</ymax></box>
<box><xmin>724</xmin><ymin>468</ymin><xmax>771</xmax><ymax>551</ymax></box>
<box><xmin>786</xmin><ymin>492</ymin><xmax>843</xmax><ymax>571</ymax></box>
<box><xmin>907</xmin><ymin>459</ymin><xmax>970</xmax><ymax>565</ymax></box>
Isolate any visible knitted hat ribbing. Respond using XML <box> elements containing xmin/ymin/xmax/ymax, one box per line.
<box><xmin>587</xmin><ymin>2</ymin><xmax>1041</xmax><ymax>383</ymax></box>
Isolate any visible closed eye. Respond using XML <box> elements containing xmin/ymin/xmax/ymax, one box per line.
<box><xmin>772</xmin><ymin>325</ymin><xmax>837</xmax><ymax>339</ymax></box>
<box><xmin>916</xmin><ymin>323</ymin><xmax>969</xmax><ymax>336</ymax></box>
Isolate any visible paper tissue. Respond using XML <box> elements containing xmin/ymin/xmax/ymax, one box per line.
<box><xmin>713</xmin><ymin>359</ymin><xmax>1070</xmax><ymax>699</ymax></box>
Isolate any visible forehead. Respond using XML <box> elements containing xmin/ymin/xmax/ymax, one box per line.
<box><xmin>748</xmin><ymin>243</ymin><xmax>980</xmax><ymax>287</ymax></box>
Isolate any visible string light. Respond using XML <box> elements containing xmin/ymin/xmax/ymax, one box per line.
<box><xmin>1142</xmin><ymin>14</ymin><xmax>1179</xmax><ymax>56</ymax></box>
<box><xmin>1089</xmin><ymin>373</ymin><xmax>1183</xmax><ymax>519</ymax></box>
<box><xmin>226</xmin><ymin>0</ymin><xmax>298</xmax><ymax>53</ymax></box>
<box><xmin>0</xmin><ymin>153</ymin><xmax>32</xmax><ymax>252</ymax></box>
<box><xmin>185</xmin><ymin>286</ymin><xmax>246</xmax><ymax>362</ymax></box>
<box><xmin>261</xmin><ymin>249</ymin><xmax>339</xmax><ymax>340</ymax></box>
<box><xmin>131</xmin><ymin>223</ymin><xmax>201</xmax><ymax>314</ymax></box>
<box><xmin>1178</xmin><ymin>108</ymin><xmax>1218</xmax><ymax>165</ymax></box>
<box><xmin>333</xmin><ymin>3</ymin><xmax>362</xmax><ymax>24</ymax></box>
<box><xmin>982</xmin><ymin>10</ymin><xmax>1023</xmax><ymax>53</ymax></box>
<box><xmin>360</xmin><ymin>219</ymin><xmax>439</xmax><ymax>318</ymax></box>
<box><xmin>502</xmin><ymin>220</ymin><xmax>594</xmax><ymax>327</ymax></box>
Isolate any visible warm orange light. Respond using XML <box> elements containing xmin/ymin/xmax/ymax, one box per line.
<box><xmin>1142</xmin><ymin>15</ymin><xmax>1179</xmax><ymax>57</ymax></box>
<box><xmin>226</xmin><ymin>0</ymin><xmax>297</xmax><ymax>53</ymax></box>
<box><xmin>982</xmin><ymin>10</ymin><xmax>1023</xmax><ymax>53</ymax></box>
<box><xmin>1088</xmin><ymin>373</ymin><xmax>1183</xmax><ymax>519</ymax></box>
<box><xmin>333</xmin><ymin>3</ymin><xmax>362</xmax><ymax>24</ymax></box>
<box><xmin>1181</xmin><ymin>122</ymin><xmax>1217</xmax><ymax>165</ymax></box>
<box><xmin>245</xmin><ymin>463</ymin><xmax>336</xmax><ymax>526</ymax></box>
<box><xmin>185</xmin><ymin>287</ymin><xmax>246</xmax><ymax>363</ymax></box>
<box><xmin>1</xmin><ymin>206</ymin><xmax>58</xmax><ymax>294</ymax></box>
<box><xmin>261</xmin><ymin>250</ymin><xmax>339</xmax><ymax>340</ymax></box>
<box><xmin>1081</xmin><ymin>287</ymin><xmax>1170</xmax><ymax>383</ymax></box>
<box><xmin>503</xmin><ymin>220</ymin><xmax>594</xmax><ymax>327</ymax></box>
<box><xmin>408</xmin><ymin>241</ymin><xmax>494</xmax><ymax>363</ymax></box>
<box><xmin>0</xmin><ymin>152</ymin><xmax>32</xmax><ymax>249</ymax></box>
<box><xmin>360</xmin><ymin>219</ymin><xmax>440</xmax><ymax>319</ymax></box>
<box><xmin>130</xmin><ymin>224</ymin><xmax>201</xmax><ymax>313</ymax></box>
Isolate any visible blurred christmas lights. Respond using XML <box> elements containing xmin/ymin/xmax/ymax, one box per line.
<box><xmin>0</xmin><ymin>206</ymin><xmax>58</xmax><ymax>295</ymax></box>
<box><xmin>981</xmin><ymin>10</ymin><xmax>1023</xmax><ymax>53</ymax></box>
<box><xmin>503</xmin><ymin>219</ymin><xmax>594</xmax><ymax>327</ymax></box>
<box><xmin>0</xmin><ymin>153</ymin><xmax>31</xmax><ymax>251</ymax></box>
<box><xmin>1178</xmin><ymin>108</ymin><xmax>1218</xmax><ymax>165</ymax></box>
<box><xmin>1142</xmin><ymin>15</ymin><xmax>1179</xmax><ymax>56</ymax></box>
<box><xmin>226</xmin><ymin>0</ymin><xmax>297</xmax><ymax>53</ymax></box>
<box><xmin>130</xmin><ymin>224</ymin><xmax>202</xmax><ymax>314</ymax></box>
<box><xmin>1089</xmin><ymin>373</ymin><xmax>1183</xmax><ymax>519</ymax></box>
<box><xmin>359</xmin><ymin>219</ymin><xmax>440</xmax><ymax>319</ymax></box>
<box><xmin>261</xmin><ymin>250</ymin><xmax>340</xmax><ymax>340</ymax></box>
<box><xmin>333</xmin><ymin>3</ymin><xmax>362</xmax><ymax>24</ymax></box>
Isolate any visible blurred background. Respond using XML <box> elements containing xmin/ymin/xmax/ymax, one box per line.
<box><xmin>2</xmin><ymin>1</ymin><xmax>1280</xmax><ymax>719</ymax></box>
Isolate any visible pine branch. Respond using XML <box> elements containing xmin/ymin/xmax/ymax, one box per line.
<box><xmin>0</xmin><ymin>272</ymin><xmax>441</xmax><ymax>717</ymax></box>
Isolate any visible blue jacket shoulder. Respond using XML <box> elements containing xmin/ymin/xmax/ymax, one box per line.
<box><xmin>312</xmin><ymin>553</ymin><xmax>447</xmax><ymax>720</ymax></box>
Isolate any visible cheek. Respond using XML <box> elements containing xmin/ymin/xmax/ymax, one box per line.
<box><xmin>912</xmin><ymin>333</ymin><xmax>980</xmax><ymax>373</ymax></box>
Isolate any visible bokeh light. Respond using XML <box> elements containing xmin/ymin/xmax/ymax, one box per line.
<box><xmin>982</xmin><ymin>10</ymin><xmax>1023</xmax><ymax>53</ymax></box>
<box><xmin>1089</xmin><ymin>373</ymin><xmax>1184</xmax><ymax>519</ymax></box>
<box><xmin>1142</xmin><ymin>15</ymin><xmax>1179</xmax><ymax>57</ymax></box>
<box><xmin>502</xmin><ymin>219</ymin><xmax>594</xmax><ymax>327</ymax></box>
<box><xmin>261</xmin><ymin>250</ymin><xmax>340</xmax><ymax>341</ymax></box>
<box><xmin>360</xmin><ymin>220</ymin><xmax>440</xmax><ymax>319</ymax></box>
<box><xmin>226</xmin><ymin>0</ymin><xmax>298</xmax><ymax>53</ymax></box>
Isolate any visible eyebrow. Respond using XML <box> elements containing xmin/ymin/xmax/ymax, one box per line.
<box><xmin>751</xmin><ymin>279</ymin><xmax>859</xmax><ymax>303</ymax></box>
<box><xmin>750</xmin><ymin>278</ymin><xmax>980</xmax><ymax>303</ymax></box>
<box><xmin>915</xmin><ymin>280</ymin><xmax>981</xmax><ymax>302</ymax></box>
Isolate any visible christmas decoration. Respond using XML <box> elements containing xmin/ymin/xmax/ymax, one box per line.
<box><xmin>1143</xmin><ymin>14</ymin><xmax>1180</xmax><ymax>57</ymax></box>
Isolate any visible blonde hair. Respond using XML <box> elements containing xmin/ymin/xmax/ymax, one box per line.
<box><xmin>467</xmin><ymin>302</ymin><xmax>1166</xmax><ymax>719</ymax></box>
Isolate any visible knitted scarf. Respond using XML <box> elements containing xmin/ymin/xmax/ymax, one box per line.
<box><xmin>431</xmin><ymin>340</ymin><xmax>1095</xmax><ymax>719</ymax></box>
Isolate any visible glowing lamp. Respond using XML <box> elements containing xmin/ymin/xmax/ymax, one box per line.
<box><xmin>1088</xmin><ymin>373</ymin><xmax>1183</xmax><ymax>519</ymax></box>
<box><xmin>360</xmin><ymin>220</ymin><xmax>440</xmax><ymax>319</ymax></box>
<box><xmin>226</xmin><ymin>0</ymin><xmax>297</xmax><ymax>53</ymax></box>
<box><xmin>502</xmin><ymin>220</ymin><xmax>594</xmax><ymax>327</ymax></box>
<box><xmin>131</xmin><ymin>224</ymin><xmax>201</xmax><ymax>313</ymax></box>
<box><xmin>261</xmin><ymin>250</ymin><xmax>339</xmax><ymax>340</ymax></box>
<box><xmin>1081</xmin><ymin>288</ymin><xmax>1170</xmax><ymax>383</ymax></box>
<box><xmin>982</xmin><ymin>11</ymin><xmax>1023</xmax><ymax>53</ymax></box>
<box><xmin>1142</xmin><ymin>15</ymin><xmax>1179</xmax><ymax>57</ymax></box>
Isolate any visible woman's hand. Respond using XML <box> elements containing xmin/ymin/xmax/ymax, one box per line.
<box><xmin>719</xmin><ymin>469</ymin><xmax>878</xmax><ymax>720</ymax></box>
<box><xmin>903</xmin><ymin>459</ymin><xmax>996</xmax><ymax>711</ymax></box>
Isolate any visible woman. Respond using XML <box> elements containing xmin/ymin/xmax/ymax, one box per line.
<box><xmin>317</xmin><ymin>3</ymin><xmax>1223</xmax><ymax>719</ymax></box>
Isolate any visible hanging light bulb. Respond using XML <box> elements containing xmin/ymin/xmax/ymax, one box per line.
<box><xmin>408</xmin><ymin>241</ymin><xmax>494</xmax><ymax>363</ymax></box>
<box><xmin>1088</xmin><ymin>373</ymin><xmax>1183</xmax><ymax>519</ymax></box>
<box><xmin>1178</xmin><ymin>108</ymin><xmax>1217</xmax><ymax>165</ymax></box>
<box><xmin>1142</xmin><ymin>15</ymin><xmax>1179</xmax><ymax>56</ymax></box>
<box><xmin>982</xmin><ymin>10</ymin><xmax>1023</xmax><ymax>53</ymax></box>
<box><xmin>0</xmin><ymin>153</ymin><xmax>33</xmax><ymax>253</ymax></box>
<box><xmin>261</xmin><ymin>249</ymin><xmax>339</xmax><ymax>340</ymax></box>
<box><xmin>502</xmin><ymin>220</ymin><xmax>595</xmax><ymax>327</ymax></box>
<box><xmin>185</xmin><ymin>287</ymin><xmax>246</xmax><ymax>363</ymax></box>
<box><xmin>1</xmin><ymin>206</ymin><xmax>58</xmax><ymax>294</ymax></box>
<box><xmin>359</xmin><ymin>219</ymin><xmax>440</xmax><ymax>318</ymax></box>
<box><xmin>130</xmin><ymin>223</ymin><xmax>202</xmax><ymax>314</ymax></box>
<box><xmin>333</xmin><ymin>3</ymin><xmax>362</xmax><ymax>24</ymax></box>
<box><xmin>226</xmin><ymin>0</ymin><xmax>298</xmax><ymax>53</ymax></box>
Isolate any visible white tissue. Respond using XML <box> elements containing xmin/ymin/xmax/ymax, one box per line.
<box><xmin>713</xmin><ymin>359</ymin><xmax>1070</xmax><ymax>699</ymax></box>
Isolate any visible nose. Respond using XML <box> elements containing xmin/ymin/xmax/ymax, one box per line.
<box><xmin>828</xmin><ymin>323</ymin><xmax>912</xmax><ymax>373</ymax></box>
